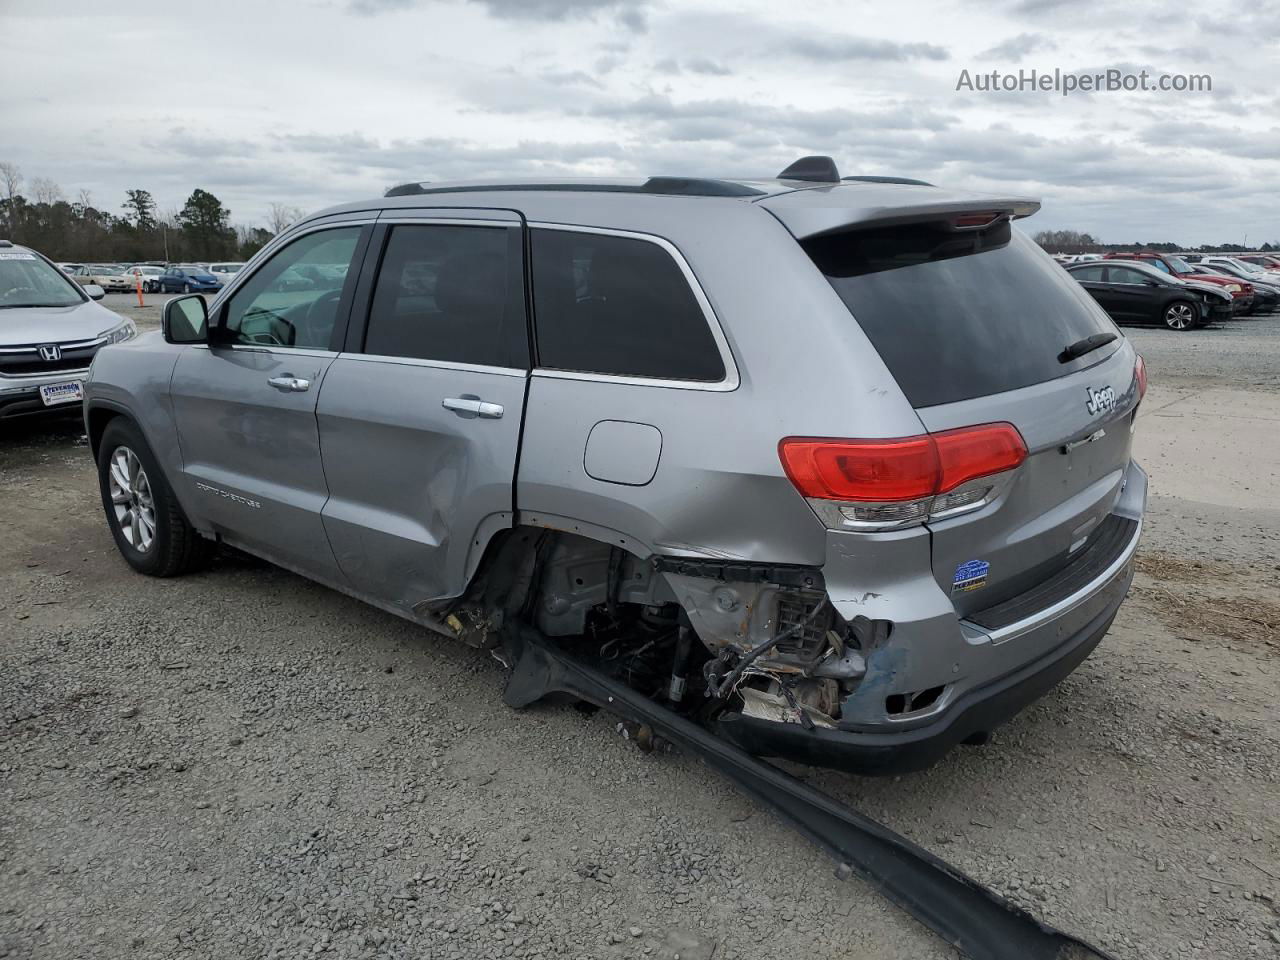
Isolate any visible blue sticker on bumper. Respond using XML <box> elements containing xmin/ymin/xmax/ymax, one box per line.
<box><xmin>952</xmin><ymin>559</ymin><xmax>990</xmax><ymax>593</ymax></box>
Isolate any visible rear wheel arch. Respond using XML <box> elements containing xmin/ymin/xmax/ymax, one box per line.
<box><xmin>452</xmin><ymin>523</ymin><xmax>667</xmax><ymax>639</ymax></box>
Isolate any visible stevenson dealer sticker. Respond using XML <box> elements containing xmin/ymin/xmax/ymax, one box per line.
<box><xmin>952</xmin><ymin>559</ymin><xmax>990</xmax><ymax>594</ymax></box>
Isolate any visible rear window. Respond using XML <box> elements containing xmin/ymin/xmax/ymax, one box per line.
<box><xmin>530</xmin><ymin>229</ymin><xmax>725</xmax><ymax>382</ymax></box>
<box><xmin>803</xmin><ymin>224</ymin><xmax>1117</xmax><ymax>408</ymax></box>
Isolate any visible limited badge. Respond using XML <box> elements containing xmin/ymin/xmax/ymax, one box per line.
<box><xmin>952</xmin><ymin>559</ymin><xmax>990</xmax><ymax>594</ymax></box>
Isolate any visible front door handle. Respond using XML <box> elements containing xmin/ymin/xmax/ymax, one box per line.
<box><xmin>442</xmin><ymin>396</ymin><xmax>504</xmax><ymax>419</ymax></box>
<box><xmin>268</xmin><ymin>375</ymin><xmax>311</xmax><ymax>392</ymax></box>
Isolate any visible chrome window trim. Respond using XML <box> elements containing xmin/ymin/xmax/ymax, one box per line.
<box><xmin>525</xmin><ymin>221</ymin><xmax>741</xmax><ymax>393</ymax></box>
<box><xmin>336</xmin><ymin>353</ymin><xmax>527</xmax><ymax>378</ymax></box>
<box><xmin>376</xmin><ymin>215</ymin><xmax>521</xmax><ymax>227</ymax></box>
<box><xmin>191</xmin><ymin>344</ymin><xmax>339</xmax><ymax>360</ymax></box>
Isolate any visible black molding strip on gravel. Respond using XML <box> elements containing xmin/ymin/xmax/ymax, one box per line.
<box><xmin>502</xmin><ymin>627</ymin><xmax>1119</xmax><ymax>960</ymax></box>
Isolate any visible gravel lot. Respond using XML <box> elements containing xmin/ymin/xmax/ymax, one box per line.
<box><xmin>2</xmin><ymin>304</ymin><xmax>1278</xmax><ymax>960</ymax></box>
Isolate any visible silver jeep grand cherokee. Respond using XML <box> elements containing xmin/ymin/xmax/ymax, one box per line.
<box><xmin>85</xmin><ymin>157</ymin><xmax>1147</xmax><ymax>773</ymax></box>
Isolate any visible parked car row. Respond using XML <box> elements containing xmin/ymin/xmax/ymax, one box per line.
<box><xmin>1062</xmin><ymin>251</ymin><xmax>1280</xmax><ymax>330</ymax></box>
<box><xmin>57</xmin><ymin>260</ymin><xmax>245</xmax><ymax>293</ymax></box>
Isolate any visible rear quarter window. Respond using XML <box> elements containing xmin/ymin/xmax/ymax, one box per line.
<box><xmin>802</xmin><ymin>224</ymin><xmax>1118</xmax><ymax>408</ymax></box>
<box><xmin>530</xmin><ymin>229</ymin><xmax>726</xmax><ymax>382</ymax></box>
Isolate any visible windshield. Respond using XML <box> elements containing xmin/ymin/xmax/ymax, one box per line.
<box><xmin>803</xmin><ymin>223</ymin><xmax>1116</xmax><ymax>408</ymax></box>
<box><xmin>0</xmin><ymin>251</ymin><xmax>85</xmax><ymax>309</ymax></box>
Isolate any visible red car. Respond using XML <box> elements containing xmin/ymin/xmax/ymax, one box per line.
<box><xmin>1103</xmin><ymin>252</ymin><xmax>1253</xmax><ymax>313</ymax></box>
<box><xmin>1239</xmin><ymin>254</ymin><xmax>1280</xmax><ymax>270</ymax></box>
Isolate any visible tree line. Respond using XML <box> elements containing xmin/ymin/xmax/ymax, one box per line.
<box><xmin>0</xmin><ymin>161</ymin><xmax>305</xmax><ymax>263</ymax></box>
<box><xmin>1033</xmin><ymin>229</ymin><xmax>1278</xmax><ymax>255</ymax></box>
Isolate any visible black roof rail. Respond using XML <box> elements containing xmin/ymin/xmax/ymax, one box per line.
<box><xmin>385</xmin><ymin>182</ymin><xmax>429</xmax><ymax>197</ymax></box>
<box><xmin>382</xmin><ymin>178</ymin><xmax>765</xmax><ymax>199</ymax></box>
<box><xmin>842</xmin><ymin>175</ymin><xmax>935</xmax><ymax>186</ymax></box>
<box><xmin>777</xmin><ymin>155</ymin><xmax>841</xmax><ymax>183</ymax></box>
<box><xmin>640</xmin><ymin>177</ymin><xmax>764</xmax><ymax>197</ymax></box>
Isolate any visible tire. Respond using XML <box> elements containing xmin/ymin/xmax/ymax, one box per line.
<box><xmin>1163</xmin><ymin>300</ymin><xmax>1198</xmax><ymax>331</ymax></box>
<box><xmin>182</xmin><ymin>282</ymin><xmax>192</xmax><ymax>294</ymax></box>
<box><xmin>97</xmin><ymin>418</ymin><xmax>214</xmax><ymax>577</ymax></box>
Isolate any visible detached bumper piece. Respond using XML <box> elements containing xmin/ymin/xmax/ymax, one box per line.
<box><xmin>502</xmin><ymin>627</ymin><xmax>1118</xmax><ymax>960</ymax></box>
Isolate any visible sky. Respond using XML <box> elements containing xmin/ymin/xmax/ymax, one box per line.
<box><xmin>1</xmin><ymin>0</ymin><xmax>1277</xmax><ymax>245</ymax></box>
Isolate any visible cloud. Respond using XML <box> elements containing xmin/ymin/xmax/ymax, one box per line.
<box><xmin>1008</xmin><ymin>0</ymin><xmax>1077</xmax><ymax>13</ymax></box>
<box><xmin>347</xmin><ymin>0</ymin><xmax>416</xmax><ymax>13</ymax></box>
<box><xmin>779</xmin><ymin>35</ymin><xmax>949</xmax><ymax>62</ymax></box>
<box><xmin>979</xmin><ymin>32</ymin><xmax>1056</xmax><ymax>61</ymax></box>
<box><xmin>1138</xmin><ymin>120</ymin><xmax>1280</xmax><ymax>160</ymax></box>
<box><xmin>349</xmin><ymin>0</ymin><xmax>650</xmax><ymax>30</ymax></box>
<box><xmin>4</xmin><ymin>0</ymin><xmax>1277</xmax><ymax>245</ymax></box>
<box><xmin>651</xmin><ymin>57</ymin><xmax>732</xmax><ymax>77</ymax></box>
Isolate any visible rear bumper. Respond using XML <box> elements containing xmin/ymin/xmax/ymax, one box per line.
<box><xmin>717</xmin><ymin>460</ymin><xmax>1147</xmax><ymax>774</ymax></box>
<box><xmin>716</xmin><ymin>588</ymin><xmax>1126</xmax><ymax>774</ymax></box>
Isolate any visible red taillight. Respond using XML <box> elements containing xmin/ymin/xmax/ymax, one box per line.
<box><xmin>778</xmin><ymin>423</ymin><xmax>1027</xmax><ymax>503</ymax></box>
<box><xmin>1135</xmin><ymin>355</ymin><xmax>1148</xmax><ymax>402</ymax></box>
<box><xmin>933</xmin><ymin>424</ymin><xmax>1028</xmax><ymax>493</ymax></box>
<box><xmin>777</xmin><ymin>435</ymin><xmax>939</xmax><ymax>502</ymax></box>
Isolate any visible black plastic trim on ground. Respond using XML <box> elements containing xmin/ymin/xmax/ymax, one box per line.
<box><xmin>503</xmin><ymin>627</ymin><xmax>1119</xmax><ymax>960</ymax></box>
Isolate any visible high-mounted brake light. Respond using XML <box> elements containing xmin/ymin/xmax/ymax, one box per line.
<box><xmin>952</xmin><ymin>211</ymin><xmax>1003</xmax><ymax>229</ymax></box>
<box><xmin>1134</xmin><ymin>355</ymin><xmax>1148</xmax><ymax>402</ymax></box>
<box><xmin>779</xmin><ymin>423</ymin><xmax>1027</xmax><ymax>530</ymax></box>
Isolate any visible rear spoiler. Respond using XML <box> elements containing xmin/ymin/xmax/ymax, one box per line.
<box><xmin>760</xmin><ymin>189</ymin><xmax>1041</xmax><ymax>241</ymax></box>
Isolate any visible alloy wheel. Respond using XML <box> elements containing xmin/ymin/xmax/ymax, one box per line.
<box><xmin>1165</xmin><ymin>302</ymin><xmax>1195</xmax><ymax>330</ymax></box>
<box><xmin>107</xmin><ymin>446</ymin><xmax>156</xmax><ymax>553</ymax></box>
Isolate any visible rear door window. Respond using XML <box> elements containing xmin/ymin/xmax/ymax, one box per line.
<box><xmin>530</xmin><ymin>229</ymin><xmax>725</xmax><ymax>382</ymax></box>
<box><xmin>802</xmin><ymin>224</ymin><xmax>1117</xmax><ymax>409</ymax></box>
<box><xmin>1107</xmin><ymin>267</ymin><xmax>1147</xmax><ymax>284</ymax></box>
<box><xmin>362</xmin><ymin>224</ymin><xmax>525</xmax><ymax>368</ymax></box>
<box><xmin>1071</xmin><ymin>265</ymin><xmax>1106</xmax><ymax>282</ymax></box>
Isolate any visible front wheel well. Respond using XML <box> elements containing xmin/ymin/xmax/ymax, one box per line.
<box><xmin>87</xmin><ymin>406</ymin><xmax>127</xmax><ymax>459</ymax></box>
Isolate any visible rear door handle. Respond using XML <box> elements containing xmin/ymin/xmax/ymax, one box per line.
<box><xmin>442</xmin><ymin>396</ymin><xmax>504</xmax><ymax>419</ymax></box>
<box><xmin>268</xmin><ymin>375</ymin><xmax>311</xmax><ymax>392</ymax></box>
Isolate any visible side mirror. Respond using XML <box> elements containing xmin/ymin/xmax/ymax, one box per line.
<box><xmin>163</xmin><ymin>294</ymin><xmax>208</xmax><ymax>344</ymax></box>
<box><xmin>84</xmin><ymin>283</ymin><xmax>105</xmax><ymax>301</ymax></box>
